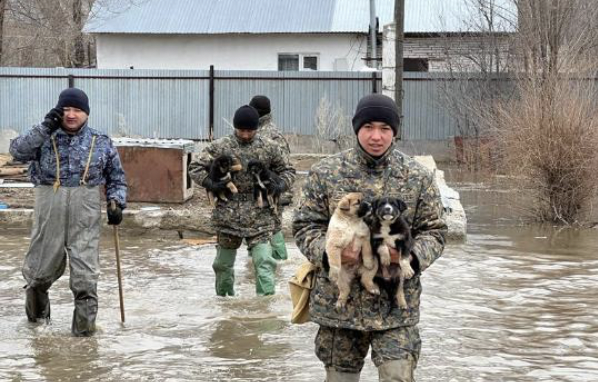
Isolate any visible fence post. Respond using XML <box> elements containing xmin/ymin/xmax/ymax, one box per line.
<box><xmin>68</xmin><ymin>74</ymin><xmax>75</xmax><ymax>88</ymax></box>
<box><xmin>372</xmin><ymin>71</ymin><xmax>378</xmax><ymax>93</ymax></box>
<box><xmin>209</xmin><ymin>65</ymin><xmax>215</xmax><ymax>141</ymax></box>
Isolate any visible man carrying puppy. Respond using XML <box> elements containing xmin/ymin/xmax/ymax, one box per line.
<box><xmin>293</xmin><ymin>94</ymin><xmax>446</xmax><ymax>381</ymax></box>
<box><xmin>249</xmin><ymin>95</ymin><xmax>292</xmax><ymax>261</ymax></box>
<box><xmin>10</xmin><ymin>87</ymin><xmax>127</xmax><ymax>336</ymax></box>
<box><xmin>189</xmin><ymin>105</ymin><xmax>295</xmax><ymax>297</ymax></box>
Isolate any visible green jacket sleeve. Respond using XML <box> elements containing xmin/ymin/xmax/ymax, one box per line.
<box><xmin>292</xmin><ymin>169</ymin><xmax>329</xmax><ymax>269</ymax></box>
<box><xmin>411</xmin><ymin>172</ymin><xmax>447</xmax><ymax>273</ymax></box>
<box><xmin>188</xmin><ymin>143</ymin><xmax>219</xmax><ymax>187</ymax></box>
<box><xmin>269</xmin><ymin>145</ymin><xmax>296</xmax><ymax>191</ymax></box>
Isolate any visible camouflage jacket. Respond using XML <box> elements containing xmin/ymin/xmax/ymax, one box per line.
<box><xmin>9</xmin><ymin>123</ymin><xmax>128</xmax><ymax>208</ymax></box>
<box><xmin>292</xmin><ymin>143</ymin><xmax>446</xmax><ymax>331</ymax></box>
<box><xmin>258</xmin><ymin>114</ymin><xmax>290</xmax><ymax>156</ymax></box>
<box><xmin>258</xmin><ymin>114</ymin><xmax>293</xmax><ymax>205</ymax></box>
<box><xmin>189</xmin><ymin>134</ymin><xmax>296</xmax><ymax>237</ymax></box>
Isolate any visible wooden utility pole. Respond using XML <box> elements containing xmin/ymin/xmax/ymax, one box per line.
<box><xmin>394</xmin><ymin>0</ymin><xmax>405</xmax><ymax>135</ymax></box>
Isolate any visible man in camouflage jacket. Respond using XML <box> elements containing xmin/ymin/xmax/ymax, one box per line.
<box><xmin>293</xmin><ymin>94</ymin><xmax>446</xmax><ymax>382</ymax></box>
<box><xmin>189</xmin><ymin>105</ymin><xmax>295</xmax><ymax>296</ymax></box>
<box><xmin>250</xmin><ymin>95</ymin><xmax>292</xmax><ymax>260</ymax></box>
<box><xmin>10</xmin><ymin>88</ymin><xmax>127</xmax><ymax>336</ymax></box>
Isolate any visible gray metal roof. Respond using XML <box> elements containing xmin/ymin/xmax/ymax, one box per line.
<box><xmin>85</xmin><ymin>0</ymin><xmax>516</xmax><ymax>35</ymax></box>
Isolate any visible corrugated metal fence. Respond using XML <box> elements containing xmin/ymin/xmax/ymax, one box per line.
<box><xmin>0</xmin><ymin>67</ymin><xmax>462</xmax><ymax>140</ymax></box>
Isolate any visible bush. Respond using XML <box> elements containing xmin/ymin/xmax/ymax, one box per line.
<box><xmin>492</xmin><ymin>78</ymin><xmax>598</xmax><ymax>225</ymax></box>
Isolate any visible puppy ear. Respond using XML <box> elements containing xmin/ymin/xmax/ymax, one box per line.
<box><xmin>338</xmin><ymin>197</ymin><xmax>350</xmax><ymax>211</ymax></box>
<box><xmin>357</xmin><ymin>200</ymin><xmax>371</xmax><ymax>218</ymax></box>
<box><xmin>397</xmin><ymin>199</ymin><xmax>407</xmax><ymax>213</ymax></box>
<box><xmin>371</xmin><ymin>198</ymin><xmax>379</xmax><ymax>210</ymax></box>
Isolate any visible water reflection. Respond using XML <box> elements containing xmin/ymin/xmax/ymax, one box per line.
<box><xmin>31</xmin><ymin>335</ymin><xmax>105</xmax><ymax>381</ymax></box>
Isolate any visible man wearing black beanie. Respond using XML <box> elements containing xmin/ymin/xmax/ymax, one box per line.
<box><xmin>293</xmin><ymin>93</ymin><xmax>446</xmax><ymax>381</ymax></box>
<box><xmin>189</xmin><ymin>105</ymin><xmax>296</xmax><ymax>297</ymax></box>
<box><xmin>9</xmin><ymin>87</ymin><xmax>127</xmax><ymax>337</ymax></box>
<box><xmin>249</xmin><ymin>95</ymin><xmax>292</xmax><ymax>261</ymax></box>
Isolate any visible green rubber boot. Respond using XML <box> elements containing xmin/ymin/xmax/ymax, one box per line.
<box><xmin>270</xmin><ymin>231</ymin><xmax>288</xmax><ymax>261</ymax></box>
<box><xmin>250</xmin><ymin>242</ymin><xmax>277</xmax><ymax>296</ymax></box>
<box><xmin>212</xmin><ymin>247</ymin><xmax>237</xmax><ymax>296</ymax></box>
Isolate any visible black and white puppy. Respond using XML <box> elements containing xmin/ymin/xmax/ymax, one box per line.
<box><xmin>370</xmin><ymin>196</ymin><xmax>414</xmax><ymax>308</ymax></box>
<box><xmin>247</xmin><ymin>159</ymin><xmax>282</xmax><ymax>214</ymax></box>
<box><xmin>207</xmin><ymin>154</ymin><xmax>242</xmax><ymax>206</ymax></box>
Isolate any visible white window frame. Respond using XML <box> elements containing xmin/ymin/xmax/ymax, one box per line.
<box><xmin>278</xmin><ymin>53</ymin><xmax>320</xmax><ymax>71</ymax></box>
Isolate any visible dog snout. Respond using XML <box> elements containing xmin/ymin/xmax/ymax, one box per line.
<box><xmin>381</xmin><ymin>203</ymin><xmax>394</xmax><ymax>215</ymax></box>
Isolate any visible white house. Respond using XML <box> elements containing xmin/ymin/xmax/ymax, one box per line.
<box><xmin>84</xmin><ymin>0</ymin><xmax>516</xmax><ymax>72</ymax></box>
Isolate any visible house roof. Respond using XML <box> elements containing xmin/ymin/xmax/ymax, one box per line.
<box><xmin>84</xmin><ymin>0</ymin><xmax>516</xmax><ymax>35</ymax></box>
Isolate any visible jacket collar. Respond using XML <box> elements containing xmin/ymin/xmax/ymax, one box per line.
<box><xmin>258</xmin><ymin>114</ymin><xmax>272</xmax><ymax>127</ymax></box>
<box><xmin>354</xmin><ymin>140</ymin><xmax>396</xmax><ymax>170</ymax></box>
<box><xmin>233</xmin><ymin>133</ymin><xmax>256</xmax><ymax>146</ymax></box>
<box><xmin>56</xmin><ymin>122</ymin><xmax>90</xmax><ymax>138</ymax></box>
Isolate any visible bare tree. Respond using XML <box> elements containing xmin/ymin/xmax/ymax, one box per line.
<box><xmin>0</xmin><ymin>0</ymin><xmax>7</xmax><ymax>65</ymax></box>
<box><xmin>315</xmin><ymin>97</ymin><xmax>352</xmax><ymax>154</ymax></box>
<box><xmin>437</xmin><ymin>0</ymin><xmax>598</xmax><ymax>224</ymax></box>
<box><xmin>1</xmin><ymin>0</ymin><xmax>143</xmax><ymax>67</ymax></box>
<box><xmin>437</xmin><ymin>0</ymin><xmax>516</xmax><ymax>170</ymax></box>
<box><xmin>490</xmin><ymin>0</ymin><xmax>598</xmax><ymax>224</ymax></box>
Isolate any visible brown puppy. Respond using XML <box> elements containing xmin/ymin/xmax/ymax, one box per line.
<box><xmin>325</xmin><ymin>192</ymin><xmax>379</xmax><ymax>308</ymax></box>
<box><xmin>207</xmin><ymin>154</ymin><xmax>243</xmax><ymax>206</ymax></box>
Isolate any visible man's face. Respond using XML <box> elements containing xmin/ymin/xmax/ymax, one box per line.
<box><xmin>61</xmin><ymin>107</ymin><xmax>88</xmax><ymax>134</ymax></box>
<box><xmin>235</xmin><ymin>128</ymin><xmax>257</xmax><ymax>142</ymax></box>
<box><xmin>357</xmin><ymin>121</ymin><xmax>394</xmax><ymax>156</ymax></box>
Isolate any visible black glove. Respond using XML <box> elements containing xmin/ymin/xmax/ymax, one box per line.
<box><xmin>201</xmin><ymin>177</ymin><xmax>230</xmax><ymax>194</ymax></box>
<box><xmin>107</xmin><ymin>202</ymin><xmax>123</xmax><ymax>225</ymax></box>
<box><xmin>42</xmin><ymin>107</ymin><xmax>64</xmax><ymax>132</ymax></box>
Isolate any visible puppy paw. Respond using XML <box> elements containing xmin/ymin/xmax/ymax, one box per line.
<box><xmin>380</xmin><ymin>254</ymin><xmax>391</xmax><ymax>267</ymax></box>
<box><xmin>400</xmin><ymin>260</ymin><xmax>415</xmax><ymax>279</ymax></box>
<box><xmin>396</xmin><ymin>294</ymin><xmax>408</xmax><ymax>309</ymax></box>
<box><xmin>366</xmin><ymin>285</ymin><xmax>380</xmax><ymax>295</ymax></box>
<box><xmin>336</xmin><ymin>299</ymin><xmax>347</xmax><ymax>310</ymax></box>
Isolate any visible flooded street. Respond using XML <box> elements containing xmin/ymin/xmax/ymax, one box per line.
<box><xmin>1</xmin><ymin>170</ymin><xmax>598</xmax><ymax>381</ymax></box>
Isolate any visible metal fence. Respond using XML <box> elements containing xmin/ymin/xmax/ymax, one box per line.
<box><xmin>0</xmin><ymin>67</ymin><xmax>462</xmax><ymax>140</ymax></box>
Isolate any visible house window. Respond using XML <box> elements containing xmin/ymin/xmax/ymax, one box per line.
<box><xmin>278</xmin><ymin>53</ymin><xmax>319</xmax><ymax>71</ymax></box>
<box><xmin>404</xmin><ymin>58</ymin><xmax>429</xmax><ymax>72</ymax></box>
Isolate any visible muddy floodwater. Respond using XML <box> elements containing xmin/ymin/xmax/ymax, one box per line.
<box><xmin>1</xmin><ymin>169</ymin><xmax>598</xmax><ymax>381</ymax></box>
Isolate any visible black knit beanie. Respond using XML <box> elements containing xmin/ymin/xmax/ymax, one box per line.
<box><xmin>233</xmin><ymin>105</ymin><xmax>260</xmax><ymax>130</ymax></box>
<box><xmin>249</xmin><ymin>95</ymin><xmax>271</xmax><ymax>117</ymax></box>
<box><xmin>56</xmin><ymin>88</ymin><xmax>90</xmax><ymax>115</ymax></box>
<box><xmin>352</xmin><ymin>94</ymin><xmax>400</xmax><ymax>136</ymax></box>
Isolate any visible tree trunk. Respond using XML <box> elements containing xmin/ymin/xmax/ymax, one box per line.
<box><xmin>0</xmin><ymin>0</ymin><xmax>7</xmax><ymax>65</ymax></box>
<box><xmin>71</xmin><ymin>0</ymin><xmax>85</xmax><ymax>67</ymax></box>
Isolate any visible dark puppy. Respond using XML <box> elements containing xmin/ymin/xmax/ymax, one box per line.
<box><xmin>247</xmin><ymin>159</ymin><xmax>282</xmax><ymax>214</ymax></box>
<box><xmin>370</xmin><ymin>197</ymin><xmax>414</xmax><ymax>308</ymax></box>
<box><xmin>207</xmin><ymin>154</ymin><xmax>242</xmax><ymax>206</ymax></box>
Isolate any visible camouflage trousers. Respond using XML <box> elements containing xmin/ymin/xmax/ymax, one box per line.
<box><xmin>217</xmin><ymin>230</ymin><xmax>273</xmax><ymax>249</ymax></box>
<box><xmin>315</xmin><ymin>325</ymin><xmax>421</xmax><ymax>374</ymax></box>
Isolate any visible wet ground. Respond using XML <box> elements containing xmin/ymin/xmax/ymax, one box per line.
<box><xmin>1</xmin><ymin>168</ymin><xmax>598</xmax><ymax>381</ymax></box>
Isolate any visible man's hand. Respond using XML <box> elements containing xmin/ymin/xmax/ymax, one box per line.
<box><xmin>42</xmin><ymin>107</ymin><xmax>63</xmax><ymax>132</ymax></box>
<box><xmin>341</xmin><ymin>239</ymin><xmax>360</xmax><ymax>266</ymax></box>
<box><xmin>107</xmin><ymin>202</ymin><xmax>123</xmax><ymax>225</ymax></box>
<box><xmin>388</xmin><ymin>246</ymin><xmax>417</xmax><ymax>271</ymax></box>
<box><xmin>201</xmin><ymin>177</ymin><xmax>229</xmax><ymax>194</ymax></box>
